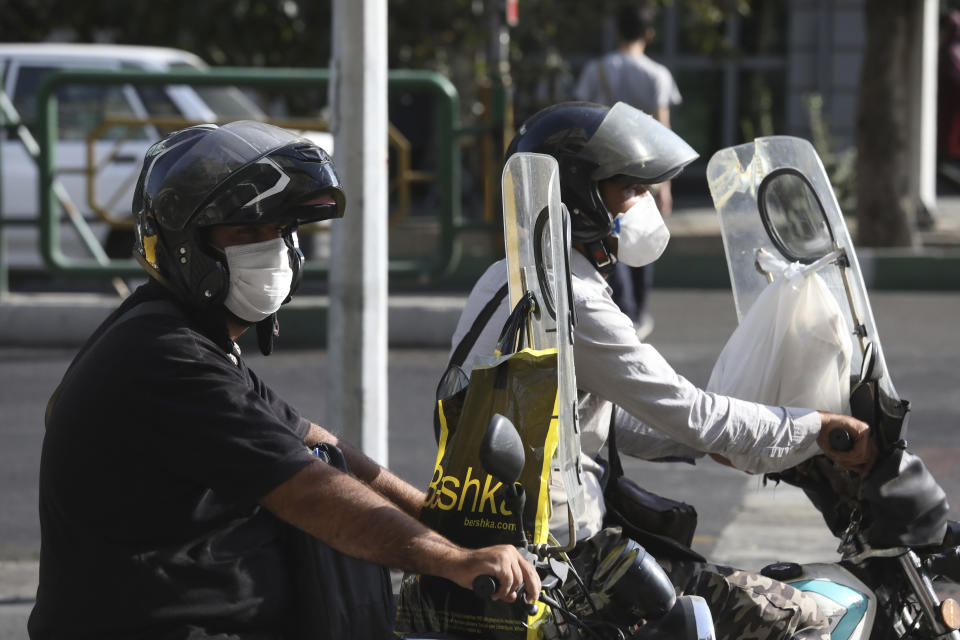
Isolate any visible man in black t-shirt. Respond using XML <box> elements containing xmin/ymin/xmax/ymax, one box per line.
<box><xmin>29</xmin><ymin>122</ymin><xmax>539</xmax><ymax>639</ymax></box>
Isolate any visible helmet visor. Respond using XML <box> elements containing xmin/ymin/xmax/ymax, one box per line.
<box><xmin>579</xmin><ymin>102</ymin><xmax>699</xmax><ymax>184</ymax></box>
<box><xmin>146</xmin><ymin>121</ymin><xmax>341</xmax><ymax>229</ymax></box>
<box><xmin>193</xmin><ymin>147</ymin><xmax>344</xmax><ymax>228</ymax></box>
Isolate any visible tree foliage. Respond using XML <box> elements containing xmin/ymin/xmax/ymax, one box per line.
<box><xmin>1</xmin><ymin>0</ymin><xmax>331</xmax><ymax>66</ymax></box>
<box><xmin>0</xmin><ymin>0</ymin><xmax>921</xmax><ymax>245</ymax></box>
<box><xmin>0</xmin><ymin>0</ymin><xmax>755</xmax><ymax>120</ymax></box>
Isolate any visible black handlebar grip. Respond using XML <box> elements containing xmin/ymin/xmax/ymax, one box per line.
<box><xmin>472</xmin><ymin>575</ymin><xmax>498</xmax><ymax>599</ymax></box>
<box><xmin>473</xmin><ymin>576</ymin><xmax>537</xmax><ymax>615</ymax></box>
<box><xmin>829</xmin><ymin>428</ymin><xmax>854</xmax><ymax>452</ymax></box>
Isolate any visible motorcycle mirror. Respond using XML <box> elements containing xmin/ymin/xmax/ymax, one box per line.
<box><xmin>480</xmin><ymin>414</ymin><xmax>526</xmax><ymax>484</ymax></box>
<box><xmin>758</xmin><ymin>168</ymin><xmax>835</xmax><ymax>264</ymax></box>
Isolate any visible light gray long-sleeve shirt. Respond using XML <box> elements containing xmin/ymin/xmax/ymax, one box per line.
<box><xmin>449</xmin><ymin>253</ymin><xmax>822</xmax><ymax>539</ymax></box>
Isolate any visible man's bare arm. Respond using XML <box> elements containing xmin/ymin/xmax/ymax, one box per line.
<box><xmin>303</xmin><ymin>422</ymin><xmax>426</xmax><ymax>518</ymax></box>
<box><xmin>261</xmin><ymin>459</ymin><xmax>540</xmax><ymax>603</ymax></box>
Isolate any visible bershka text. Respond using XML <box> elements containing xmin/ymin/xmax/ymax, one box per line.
<box><xmin>423</xmin><ymin>463</ymin><xmax>514</xmax><ymax>515</ymax></box>
<box><xmin>463</xmin><ymin>516</ymin><xmax>517</xmax><ymax>531</ymax></box>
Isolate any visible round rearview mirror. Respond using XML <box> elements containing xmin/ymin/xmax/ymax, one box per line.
<box><xmin>758</xmin><ymin>169</ymin><xmax>835</xmax><ymax>263</ymax></box>
<box><xmin>480</xmin><ymin>414</ymin><xmax>526</xmax><ymax>484</ymax></box>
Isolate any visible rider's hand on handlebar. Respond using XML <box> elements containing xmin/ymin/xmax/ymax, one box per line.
<box><xmin>447</xmin><ymin>544</ymin><xmax>541</xmax><ymax>605</ymax></box>
<box><xmin>816</xmin><ymin>412</ymin><xmax>878</xmax><ymax>475</ymax></box>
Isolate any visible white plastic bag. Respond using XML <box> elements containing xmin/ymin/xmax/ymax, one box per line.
<box><xmin>707</xmin><ymin>253</ymin><xmax>852</xmax><ymax>415</ymax></box>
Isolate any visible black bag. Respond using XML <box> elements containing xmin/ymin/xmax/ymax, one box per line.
<box><xmin>433</xmin><ymin>283</ymin><xmax>509</xmax><ymax>443</ymax></box>
<box><xmin>601</xmin><ymin>413</ymin><xmax>703</xmax><ymax>561</ymax></box>
<box><xmin>396</xmin><ymin>293</ymin><xmax>558</xmax><ymax>639</ymax></box>
<box><xmin>279</xmin><ymin>443</ymin><xmax>396</xmax><ymax>640</ymax></box>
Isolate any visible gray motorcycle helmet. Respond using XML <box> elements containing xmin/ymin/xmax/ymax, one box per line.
<box><xmin>505</xmin><ymin>101</ymin><xmax>698</xmax><ymax>249</ymax></box>
<box><xmin>133</xmin><ymin>120</ymin><xmax>345</xmax><ymax>315</ymax></box>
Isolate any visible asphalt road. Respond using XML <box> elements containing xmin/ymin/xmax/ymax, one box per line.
<box><xmin>1</xmin><ymin>288</ymin><xmax>959</xmax><ymax>634</ymax></box>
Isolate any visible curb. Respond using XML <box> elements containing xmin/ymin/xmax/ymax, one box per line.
<box><xmin>0</xmin><ymin>293</ymin><xmax>468</xmax><ymax>349</ymax></box>
<box><xmin>654</xmin><ymin>246</ymin><xmax>960</xmax><ymax>290</ymax></box>
<box><xmin>2</xmin><ymin>250</ymin><xmax>959</xmax><ymax>349</ymax></box>
<box><xmin>258</xmin><ymin>295</ymin><xmax>468</xmax><ymax>350</ymax></box>
<box><xmin>0</xmin><ymin>293</ymin><xmax>117</xmax><ymax>347</ymax></box>
<box><xmin>857</xmin><ymin>248</ymin><xmax>960</xmax><ymax>290</ymax></box>
<box><xmin>0</xmin><ymin>562</ymin><xmax>36</xmax><ymax>602</ymax></box>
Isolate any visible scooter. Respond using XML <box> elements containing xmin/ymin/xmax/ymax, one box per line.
<box><xmin>399</xmin><ymin>413</ymin><xmax>717</xmax><ymax>640</ymax></box>
<box><xmin>398</xmin><ymin>152</ymin><xmax>718</xmax><ymax>639</ymax></box>
<box><xmin>706</xmin><ymin>136</ymin><xmax>960</xmax><ymax>640</ymax></box>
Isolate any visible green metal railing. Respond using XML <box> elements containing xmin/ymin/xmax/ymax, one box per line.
<box><xmin>30</xmin><ymin>66</ymin><xmax>487</xmax><ymax>282</ymax></box>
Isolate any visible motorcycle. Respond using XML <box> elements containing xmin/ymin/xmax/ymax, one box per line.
<box><xmin>706</xmin><ymin>136</ymin><xmax>960</xmax><ymax>640</ymax></box>
<box><xmin>397</xmin><ymin>152</ymin><xmax>716</xmax><ymax>640</ymax></box>
<box><xmin>399</xmin><ymin>413</ymin><xmax>717</xmax><ymax>640</ymax></box>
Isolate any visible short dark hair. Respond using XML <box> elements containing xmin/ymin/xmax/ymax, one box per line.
<box><xmin>616</xmin><ymin>4</ymin><xmax>655</xmax><ymax>42</ymax></box>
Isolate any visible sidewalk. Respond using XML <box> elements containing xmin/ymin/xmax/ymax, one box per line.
<box><xmin>0</xmin><ymin>562</ymin><xmax>35</xmax><ymax>640</ymax></box>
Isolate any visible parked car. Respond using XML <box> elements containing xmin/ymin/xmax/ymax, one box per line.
<box><xmin>0</xmin><ymin>43</ymin><xmax>330</xmax><ymax>273</ymax></box>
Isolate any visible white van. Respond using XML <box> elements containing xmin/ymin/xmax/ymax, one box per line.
<box><xmin>0</xmin><ymin>44</ymin><xmax>270</xmax><ymax>271</ymax></box>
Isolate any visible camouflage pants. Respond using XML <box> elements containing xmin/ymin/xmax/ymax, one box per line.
<box><xmin>569</xmin><ymin>528</ymin><xmax>830</xmax><ymax>640</ymax></box>
<box><xmin>658</xmin><ymin>557</ymin><xmax>830</xmax><ymax>640</ymax></box>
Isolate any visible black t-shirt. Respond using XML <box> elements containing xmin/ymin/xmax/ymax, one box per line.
<box><xmin>29</xmin><ymin>282</ymin><xmax>317</xmax><ymax>639</ymax></box>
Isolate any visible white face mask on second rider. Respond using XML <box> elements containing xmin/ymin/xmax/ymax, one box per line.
<box><xmin>223</xmin><ymin>237</ymin><xmax>293</xmax><ymax>323</ymax></box>
<box><xmin>610</xmin><ymin>191</ymin><xmax>670</xmax><ymax>268</ymax></box>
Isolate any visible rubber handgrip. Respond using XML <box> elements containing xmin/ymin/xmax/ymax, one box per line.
<box><xmin>472</xmin><ymin>575</ymin><xmax>498</xmax><ymax>599</ymax></box>
<box><xmin>473</xmin><ymin>576</ymin><xmax>537</xmax><ymax>615</ymax></box>
<box><xmin>829</xmin><ymin>428</ymin><xmax>854</xmax><ymax>452</ymax></box>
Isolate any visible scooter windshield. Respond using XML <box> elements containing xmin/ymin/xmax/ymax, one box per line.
<box><xmin>706</xmin><ymin>136</ymin><xmax>901</xmax><ymax>409</ymax></box>
<box><xmin>501</xmin><ymin>152</ymin><xmax>584</xmax><ymax>530</ymax></box>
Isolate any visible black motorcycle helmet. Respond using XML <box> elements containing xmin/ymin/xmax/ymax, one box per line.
<box><xmin>505</xmin><ymin>101</ymin><xmax>698</xmax><ymax>271</ymax></box>
<box><xmin>133</xmin><ymin>121</ymin><xmax>345</xmax><ymax>353</ymax></box>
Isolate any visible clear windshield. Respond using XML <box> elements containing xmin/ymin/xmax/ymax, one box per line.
<box><xmin>501</xmin><ymin>152</ymin><xmax>585</xmax><ymax>530</ymax></box>
<box><xmin>707</xmin><ymin>136</ymin><xmax>899</xmax><ymax>402</ymax></box>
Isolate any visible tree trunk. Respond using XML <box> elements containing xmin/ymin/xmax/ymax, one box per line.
<box><xmin>855</xmin><ymin>0</ymin><xmax>917</xmax><ymax>247</ymax></box>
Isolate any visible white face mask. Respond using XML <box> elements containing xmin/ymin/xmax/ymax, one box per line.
<box><xmin>610</xmin><ymin>191</ymin><xmax>670</xmax><ymax>267</ymax></box>
<box><xmin>222</xmin><ymin>237</ymin><xmax>293</xmax><ymax>323</ymax></box>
